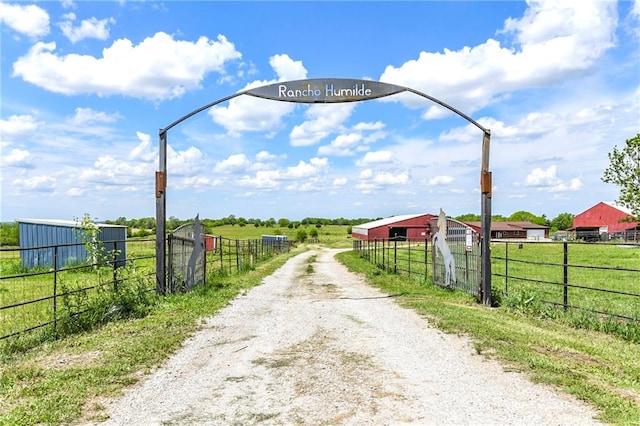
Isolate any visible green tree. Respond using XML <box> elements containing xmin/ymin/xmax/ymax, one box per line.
<box><xmin>309</xmin><ymin>227</ymin><xmax>319</xmax><ymax>241</ymax></box>
<box><xmin>550</xmin><ymin>213</ymin><xmax>574</xmax><ymax>231</ymax></box>
<box><xmin>508</xmin><ymin>211</ymin><xmax>547</xmax><ymax>225</ymax></box>
<box><xmin>455</xmin><ymin>213</ymin><xmax>481</xmax><ymax>221</ymax></box>
<box><xmin>278</xmin><ymin>218</ymin><xmax>290</xmax><ymax>228</ymax></box>
<box><xmin>0</xmin><ymin>222</ymin><xmax>19</xmax><ymax>246</ymax></box>
<box><xmin>295</xmin><ymin>228</ymin><xmax>308</xmax><ymax>243</ymax></box>
<box><xmin>602</xmin><ymin>133</ymin><xmax>640</xmax><ymax>217</ymax></box>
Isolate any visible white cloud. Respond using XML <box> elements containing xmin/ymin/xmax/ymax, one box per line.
<box><xmin>12</xmin><ymin>175</ymin><xmax>56</xmax><ymax>192</ymax></box>
<box><xmin>58</xmin><ymin>13</ymin><xmax>115</xmax><ymax>43</ymax></box>
<box><xmin>359</xmin><ymin>169</ymin><xmax>373</xmax><ymax>179</ymax></box>
<box><xmin>285</xmin><ymin>158</ymin><xmax>328</xmax><ymax>178</ymax></box>
<box><xmin>524</xmin><ymin>165</ymin><xmax>582</xmax><ymax>192</ymax></box>
<box><xmin>129</xmin><ymin>132</ymin><xmax>156</xmax><ymax>163</ymax></box>
<box><xmin>255</xmin><ymin>150</ymin><xmax>277</xmax><ymax>161</ymax></box>
<box><xmin>356</xmin><ymin>150</ymin><xmax>394</xmax><ymax>166</ymax></box>
<box><xmin>374</xmin><ymin>171</ymin><xmax>408</xmax><ymax>185</ymax></box>
<box><xmin>70</xmin><ymin>107</ymin><xmax>121</xmax><ymax>125</ymax></box>
<box><xmin>0</xmin><ymin>3</ymin><xmax>49</xmax><ymax>38</ymax></box>
<box><xmin>269</xmin><ymin>54</ymin><xmax>307</xmax><ymax>81</ymax></box>
<box><xmin>333</xmin><ymin>177</ymin><xmax>348</xmax><ymax>186</ymax></box>
<box><xmin>290</xmin><ymin>103</ymin><xmax>355</xmax><ymax>147</ymax></box>
<box><xmin>0</xmin><ymin>114</ymin><xmax>41</xmax><ymax>141</ymax></box>
<box><xmin>237</xmin><ymin>170</ymin><xmax>280</xmax><ymax>189</ymax></box>
<box><xmin>12</xmin><ymin>33</ymin><xmax>242</xmax><ymax>100</ymax></box>
<box><xmin>379</xmin><ymin>0</ymin><xmax>617</xmax><ymax>116</ymax></box>
<box><xmin>1</xmin><ymin>148</ymin><xmax>33</xmax><ymax>168</ymax></box>
<box><xmin>209</xmin><ymin>54</ymin><xmax>306</xmax><ymax>136</ymax></box>
<box><xmin>215</xmin><ymin>154</ymin><xmax>251</xmax><ymax>173</ymax></box>
<box><xmin>318</xmin><ymin>133</ymin><xmax>362</xmax><ymax>156</ymax></box>
<box><xmin>428</xmin><ymin>175</ymin><xmax>455</xmax><ymax>185</ymax></box>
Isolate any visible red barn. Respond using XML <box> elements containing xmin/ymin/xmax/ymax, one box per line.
<box><xmin>572</xmin><ymin>202</ymin><xmax>637</xmax><ymax>240</ymax></box>
<box><xmin>351</xmin><ymin>213</ymin><xmax>435</xmax><ymax>241</ymax></box>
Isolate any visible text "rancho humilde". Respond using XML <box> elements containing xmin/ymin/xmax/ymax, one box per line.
<box><xmin>278</xmin><ymin>83</ymin><xmax>373</xmax><ymax>98</ymax></box>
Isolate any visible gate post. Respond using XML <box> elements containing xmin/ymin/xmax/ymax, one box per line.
<box><xmin>156</xmin><ymin>130</ymin><xmax>167</xmax><ymax>295</ymax></box>
<box><xmin>480</xmin><ymin>130</ymin><xmax>492</xmax><ymax>305</ymax></box>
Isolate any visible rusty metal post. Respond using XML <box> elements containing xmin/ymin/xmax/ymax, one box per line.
<box><xmin>480</xmin><ymin>130</ymin><xmax>492</xmax><ymax>305</ymax></box>
<box><xmin>155</xmin><ymin>130</ymin><xmax>167</xmax><ymax>294</ymax></box>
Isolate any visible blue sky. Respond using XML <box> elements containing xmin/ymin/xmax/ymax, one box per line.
<box><xmin>1</xmin><ymin>1</ymin><xmax>639</xmax><ymax>223</ymax></box>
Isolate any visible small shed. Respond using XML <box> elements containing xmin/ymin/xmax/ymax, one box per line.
<box><xmin>17</xmin><ymin>218</ymin><xmax>127</xmax><ymax>269</ymax></box>
<box><xmin>465</xmin><ymin>221</ymin><xmax>550</xmax><ymax>240</ymax></box>
<box><xmin>351</xmin><ymin>214</ymin><xmax>435</xmax><ymax>241</ymax></box>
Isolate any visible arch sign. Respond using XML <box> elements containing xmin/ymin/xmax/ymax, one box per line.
<box><xmin>156</xmin><ymin>78</ymin><xmax>493</xmax><ymax>304</ymax></box>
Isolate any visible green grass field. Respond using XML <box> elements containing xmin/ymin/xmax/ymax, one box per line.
<box><xmin>491</xmin><ymin>241</ymin><xmax>640</xmax><ymax>322</ymax></box>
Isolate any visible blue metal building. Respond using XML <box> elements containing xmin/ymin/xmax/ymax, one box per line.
<box><xmin>17</xmin><ymin>219</ymin><xmax>127</xmax><ymax>269</ymax></box>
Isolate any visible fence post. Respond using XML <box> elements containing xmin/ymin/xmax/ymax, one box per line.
<box><xmin>505</xmin><ymin>242</ymin><xmax>509</xmax><ymax>295</ymax></box>
<box><xmin>53</xmin><ymin>245</ymin><xmax>58</xmax><ymax>334</ymax></box>
<box><xmin>236</xmin><ymin>239</ymin><xmax>240</xmax><ymax>272</ymax></box>
<box><xmin>407</xmin><ymin>241</ymin><xmax>411</xmax><ymax>277</ymax></box>
<box><xmin>563</xmin><ymin>242</ymin><xmax>568</xmax><ymax>311</ymax></box>
<box><xmin>112</xmin><ymin>241</ymin><xmax>118</xmax><ymax>291</ymax></box>
<box><xmin>393</xmin><ymin>240</ymin><xmax>397</xmax><ymax>274</ymax></box>
<box><xmin>424</xmin><ymin>238</ymin><xmax>428</xmax><ymax>283</ymax></box>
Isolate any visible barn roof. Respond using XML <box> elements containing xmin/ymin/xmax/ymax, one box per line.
<box><xmin>602</xmin><ymin>201</ymin><xmax>634</xmax><ymax>216</ymax></box>
<box><xmin>17</xmin><ymin>218</ymin><xmax>126</xmax><ymax>228</ymax></box>
<box><xmin>354</xmin><ymin>214</ymin><xmax>428</xmax><ymax>230</ymax></box>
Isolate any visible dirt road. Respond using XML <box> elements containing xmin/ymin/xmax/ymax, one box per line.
<box><xmin>100</xmin><ymin>248</ymin><xmax>602</xmax><ymax>425</ymax></box>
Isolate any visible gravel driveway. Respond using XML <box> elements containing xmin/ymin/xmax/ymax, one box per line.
<box><xmin>100</xmin><ymin>248</ymin><xmax>602</xmax><ymax>425</ymax></box>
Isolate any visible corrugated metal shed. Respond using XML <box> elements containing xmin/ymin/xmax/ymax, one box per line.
<box><xmin>465</xmin><ymin>221</ymin><xmax>549</xmax><ymax>240</ymax></box>
<box><xmin>17</xmin><ymin>218</ymin><xmax>127</xmax><ymax>269</ymax></box>
<box><xmin>352</xmin><ymin>213</ymin><xmax>434</xmax><ymax>241</ymax></box>
<box><xmin>572</xmin><ymin>201</ymin><xmax>638</xmax><ymax>237</ymax></box>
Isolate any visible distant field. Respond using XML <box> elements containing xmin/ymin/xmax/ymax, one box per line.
<box><xmin>205</xmin><ymin>224</ymin><xmax>353</xmax><ymax>247</ymax></box>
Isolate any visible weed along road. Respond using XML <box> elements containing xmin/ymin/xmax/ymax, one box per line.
<box><xmin>100</xmin><ymin>248</ymin><xmax>602</xmax><ymax>425</ymax></box>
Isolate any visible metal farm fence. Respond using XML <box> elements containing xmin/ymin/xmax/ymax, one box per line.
<box><xmin>0</xmin><ymin>236</ymin><xmax>292</xmax><ymax>342</ymax></box>
<box><xmin>352</xmin><ymin>237</ymin><xmax>481</xmax><ymax>299</ymax></box>
<box><xmin>353</xmin><ymin>238</ymin><xmax>640</xmax><ymax>323</ymax></box>
<box><xmin>492</xmin><ymin>240</ymin><xmax>640</xmax><ymax>322</ymax></box>
<box><xmin>0</xmin><ymin>238</ymin><xmax>156</xmax><ymax>341</ymax></box>
<box><xmin>206</xmin><ymin>236</ymin><xmax>293</xmax><ymax>276</ymax></box>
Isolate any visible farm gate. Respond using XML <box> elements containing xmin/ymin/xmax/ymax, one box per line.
<box><xmin>167</xmin><ymin>215</ymin><xmax>205</xmax><ymax>292</ymax></box>
<box><xmin>430</xmin><ymin>215</ymin><xmax>481</xmax><ymax>298</ymax></box>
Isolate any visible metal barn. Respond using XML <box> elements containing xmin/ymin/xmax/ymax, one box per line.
<box><xmin>572</xmin><ymin>202</ymin><xmax>638</xmax><ymax>240</ymax></box>
<box><xmin>351</xmin><ymin>214</ymin><xmax>435</xmax><ymax>241</ymax></box>
<box><xmin>17</xmin><ymin>218</ymin><xmax>127</xmax><ymax>269</ymax></box>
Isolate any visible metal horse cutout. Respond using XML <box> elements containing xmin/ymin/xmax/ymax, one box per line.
<box><xmin>433</xmin><ymin>208</ymin><xmax>456</xmax><ymax>286</ymax></box>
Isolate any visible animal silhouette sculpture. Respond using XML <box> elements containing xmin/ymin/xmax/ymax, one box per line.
<box><xmin>433</xmin><ymin>209</ymin><xmax>456</xmax><ymax>287</ymax></box>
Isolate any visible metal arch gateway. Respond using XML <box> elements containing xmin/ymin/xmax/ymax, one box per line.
<box><xmin>155</xmin><ymin>78</ymin><xmax>493</xmax><ymax>304</ymax></box>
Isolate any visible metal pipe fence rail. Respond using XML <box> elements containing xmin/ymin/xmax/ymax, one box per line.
<box><xmin>0</xmin><ymin>238</ymin><xmax>156</xmax><ymax>342</ymax></box>
<box><xmin>353</xmin><ymin>238</ymin><xmax>431</xmax><ymax>282</ymax></box>
<box><xmin>491</xmin><ymin>240</ymin><xmax>640</xmax><ymax>322</ymax></box>
<box><xmin>206</xmin><ymin>236</ymin><xmax>293</xmax><ymax>276</ymax></box>
<box><xmin>1</xmin><ymin>236</ymin><xmax>293</xmax><ymax>342</ymax></box>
